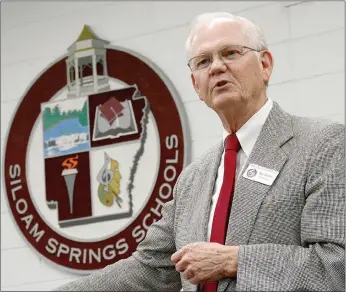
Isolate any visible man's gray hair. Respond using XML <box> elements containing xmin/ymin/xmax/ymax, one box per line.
<box><xmin>185</xmin><ymin>12</ymin><xmax>268</xmax><ymax>58</ymax></box>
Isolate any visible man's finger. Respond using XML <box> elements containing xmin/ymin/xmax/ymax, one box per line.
<box><xmin>171</xmin><ymin>249</ymin><xmax>184</xmax><ymax>263</ymax></box>
<box><xmin>183</xmin><ymin>267</ymin><xmax>194</xmax><ymax>280</ymax></box>
<box><xmin>171</xmin><ymin>243</ymin><xmax>197</xmax><ymax>263</ymax></box>
<box><xmin>175</xmin><ymin>257</ymin><xmax>189</xmax><ymax>272</ymax></box>
<box><xmin>189</xmin><ymin>274</ymin><xmax>203</xmax><ymax>285</ymax></box>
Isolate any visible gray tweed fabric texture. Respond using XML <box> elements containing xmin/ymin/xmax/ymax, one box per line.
<box><xmin>54</xmin><ymin>102</ymin><xmax>345</xmax><ymax>291</ymax></box>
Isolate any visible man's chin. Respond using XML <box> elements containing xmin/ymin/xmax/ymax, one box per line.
<box><xmin>212</xmin><ymin>93</ymin><xmax>241</xmax><ymax>109</ymax></box>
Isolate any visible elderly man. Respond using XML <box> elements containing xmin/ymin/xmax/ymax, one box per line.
<box><xmin>55</xmin><ymin>12</ymin><xmax>345</xmax><ymax>291</ymax></box>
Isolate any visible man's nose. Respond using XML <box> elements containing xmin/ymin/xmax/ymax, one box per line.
<box><xmin>209</xmin><ymin>54</ymin><xmax>227</xmax><ymax>75</ymax></box>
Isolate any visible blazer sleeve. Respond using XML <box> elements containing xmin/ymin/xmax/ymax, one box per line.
<box><xmin>236</xmin><ymin>123</ymin><xmax>345</xmax><ymax>291</ymax></box>
<box><xmin>53</xmin><ymin>180</ymin><xmax>182</xmax><ymax>291</ymax></box>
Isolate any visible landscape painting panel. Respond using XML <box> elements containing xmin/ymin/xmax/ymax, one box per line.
<box><xmin>42</xmin><ymin>97</ymin><xmax>90</xmax><ymax>158</ymax></box>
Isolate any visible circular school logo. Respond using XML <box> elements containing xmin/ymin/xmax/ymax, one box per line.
<box><xmin>3</xmin><ymin>26</ymin><xmax>189</xmax><ymax>274</ymax></box>
<box><xmin>247</xmin><ymin>169</ymin><xmax>257</xmax><ymax>178</ymax></box>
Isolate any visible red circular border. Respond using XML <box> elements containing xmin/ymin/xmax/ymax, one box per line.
<box><xmin>4</xmin><ymin>49</ymin><xmax>185</xmax><ymax>271</ymax></box>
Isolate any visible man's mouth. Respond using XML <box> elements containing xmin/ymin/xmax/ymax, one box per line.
<box><xmin>215</xmin><ymin>80</ymin><xmax>229</xmax><ymax>88</ymax></box>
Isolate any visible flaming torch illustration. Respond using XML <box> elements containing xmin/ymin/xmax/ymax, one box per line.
<box><xmin>61</xmin><ymin>155</ymin><xmax>79</xmax><ymax>214</ymax></box>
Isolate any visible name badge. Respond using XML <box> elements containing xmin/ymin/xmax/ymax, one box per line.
<box><xmin>242</xmin><ymin>163</ymin><xmax>279</xmax><ymax>186</ymax></box>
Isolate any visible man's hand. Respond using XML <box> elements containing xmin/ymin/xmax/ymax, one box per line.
<box><xmin>171</xmin><ymin>242</ymin><xmax>239</xmax><ymax>285</ymax></box>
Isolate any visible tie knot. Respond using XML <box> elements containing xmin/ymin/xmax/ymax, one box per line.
<box><xmin>224</xmin><ymin>134</ymin><xmax>240</xmax><ymax>151</ymax></box>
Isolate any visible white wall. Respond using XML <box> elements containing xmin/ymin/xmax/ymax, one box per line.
<box><xmin>1</xmin><ymin>1</ymin><xmax>344</xmax><ymax>290</ymax></box>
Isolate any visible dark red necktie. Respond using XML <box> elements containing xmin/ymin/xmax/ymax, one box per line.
<box><xmin>203</xmin><ymin>134</ymin><xmax>240</xmax><ymax>292</ymax></box>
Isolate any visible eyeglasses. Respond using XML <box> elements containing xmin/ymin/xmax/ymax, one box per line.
<box><xmin>187</xmin><ymin>44</ymin><xmax>262</xmax><ymax>72</ymax></box>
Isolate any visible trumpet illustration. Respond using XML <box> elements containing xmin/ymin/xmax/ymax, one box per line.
<box><xmin>96</xmin><ymin>152</ymin><xmax>122</xmax><ymax>207</ymax></box>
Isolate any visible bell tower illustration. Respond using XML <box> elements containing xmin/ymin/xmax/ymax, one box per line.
<box><xmin>66</xmin><ymin>25</ymin><xmax>110</xmax><ymax>98</ymax></box>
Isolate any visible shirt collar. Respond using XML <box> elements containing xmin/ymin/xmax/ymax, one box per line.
<box><xmin>222</xmin><ymin>98</ymin><xmax>273</xmax><ymax>157</ymax></box>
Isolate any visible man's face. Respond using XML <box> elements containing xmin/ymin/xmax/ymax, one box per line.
<box><xmin>189</xmin><ymin>19</ymin><xmax>272</xmax><ymax>112</ymax></box>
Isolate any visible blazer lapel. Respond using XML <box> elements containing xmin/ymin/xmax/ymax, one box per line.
<box><xmin>218</xmin><ymin>102</ymin><xmax>294</xmax><ymax>291</ymax></box>
<box><xmin>198</xmin><ymin>142</ymin><xmax>224</xmax><ymax>242</ymax></box>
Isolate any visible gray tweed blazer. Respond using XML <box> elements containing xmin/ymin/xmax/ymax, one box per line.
<box><xmin>55</xmin><ymin>102</ymin><xmax>345</xmax><ymax>291</ymax></box>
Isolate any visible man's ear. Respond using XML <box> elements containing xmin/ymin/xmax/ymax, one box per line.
<box><xmin>260</xmin><ymin>50</ymin><xmax>273</xmax><ymax>86</ymax></box>
<box><xmin>191</xmin><ymin>73</ymin><xmax>203</xmax><ymax>101</ymax></box>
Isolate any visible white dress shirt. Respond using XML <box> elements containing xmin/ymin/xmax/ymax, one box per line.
<box><xmin>207</xmin><ymin>98</ymin><xmax>273</xmax><ymax>241</ymax></box>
